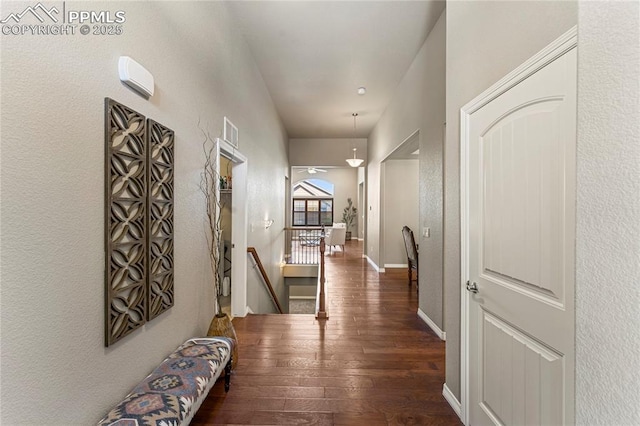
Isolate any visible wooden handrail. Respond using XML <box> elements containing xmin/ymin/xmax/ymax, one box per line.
<box><xmin>247</xmin><ymin>247</ymin><xmax>284</xmax><ymax>314</ymax></box>
<box><xmin>316</xmin><ymin>237</ymin><xmax>328</xmax><ymax>320</ymax></box>
<box><xmin>283</xmin><ymin>226</ymin><xmax>324</xmax><ymax>231</ymax></box>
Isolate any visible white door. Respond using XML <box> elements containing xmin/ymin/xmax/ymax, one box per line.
<box><xmin>464</xmin><ymin>30</ymin><xmax>576</xmax><ymax>425</ymax></box>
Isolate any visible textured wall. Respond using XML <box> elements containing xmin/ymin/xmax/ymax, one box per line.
<box><xmin>290</xmin><ymin>139</ymin><xmax>365</xmax><ymax>240</ymax></box>
<box><xmin>0</xmin><ymin>2</ymin><xmax>287</xmax><ymax>423</ymax></box>
<box><xmin>444</xmin><ymin>1</ymin><xmax>576</xmax><ymax>400</ymax></box>
<box><xmin>383</xmin><ymin>159</ymin><xmax>419</xmax><ymax>266</ymax></box>
<box><xmin>357</xmin><ymin>167</ymin><xmax>365</xmax><ymax>239</ymax></box>
<box><xmin>293</xmin><ymin>167</ymin><xmax>358</xmax><ymax>230</ymax></box>
<box><xmin>289</xmin><ymin>138</ymin><xmax>367</xmax><ymax>167</ymax></box>
<box><xmin>367</xmin><ymin>11</ymin><xmax>445</xmax><ymax>328</ymax></box>
<box><xmin>576</xmin><ymin>2</ymin><xmax>640</xmax><ymax>424</ymax></box>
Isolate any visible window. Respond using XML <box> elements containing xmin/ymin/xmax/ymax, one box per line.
<box><xmin>293</xmin><ymin>198</ymin><xmax>333</xmax><ymax>226</ymax></box>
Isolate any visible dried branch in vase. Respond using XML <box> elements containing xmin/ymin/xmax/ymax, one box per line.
<box><xmin>199</xmin><ymin>127</ymin><xmax>224</xmax><ymax>317</ymax></box>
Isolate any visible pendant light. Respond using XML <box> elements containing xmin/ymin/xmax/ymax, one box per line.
<box><xmin>346</xmin><ymin>113</ymin><xmax>364</xmax><ymax>167</ymax></box>
<box><xmin>346</xmin><ymin>148</ymin><xmax>364</xmax><ymax>167</ymax></box>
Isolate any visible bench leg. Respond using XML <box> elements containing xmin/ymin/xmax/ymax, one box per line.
<box><xmin>224</xmin><ymin>357</ymin><xmax>232</xmax><ymax>392</ymax></box>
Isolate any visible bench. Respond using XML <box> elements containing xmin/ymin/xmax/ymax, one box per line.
<box><xmin>98</xmin><ymin>337</ymin><xmax>233</xmax><ymax>426</ymax></box>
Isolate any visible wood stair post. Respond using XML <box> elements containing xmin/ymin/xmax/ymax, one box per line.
<box><xmin>316</xmin><ymin>237</ymin><xmax>328</xmax><ymax>320</ymax></box>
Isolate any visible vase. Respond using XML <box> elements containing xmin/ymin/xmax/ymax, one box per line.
<box><xmin>207</xmin><ymin>313</ymin><xmax>238</xmax><ymax>370</ymax></box>
<box><xmin>345</xmin><ymin>231</ymin><xmax>352</xmax><ymax>241</ymax></box>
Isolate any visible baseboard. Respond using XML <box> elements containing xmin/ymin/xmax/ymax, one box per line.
<box><xmin>289</xmin><ymin>296</ymin><xmax>316</xmax><ymax>300</ymax></box>
<box><xmin>364</xmin><ymin>255</ymin><xmax>385</xmax><ymax>273</ymax></box>
<box><xmin>384</xmin><ymin>263</ymin><xmax>408</xmax><ymax>268</ymax></box>
<box><xmin>364</xmin><ymin>255</ymin><xmax>377</xmax><ymax>271</ymax></box>
<box><xmin>442</xmin><ymin>383</ymin><xmax>462</xmax><ymax>420</ymax></box>
<box><xmin>417</xmin><ymin>308</ymin><xmax>446</xmax><ymax>341</ymax></box>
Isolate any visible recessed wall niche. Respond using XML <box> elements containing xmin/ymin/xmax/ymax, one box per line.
<box><xmin>104</xmin><ymin>98</ymin><xmax>174</xmax><ymax>346</ymax></box>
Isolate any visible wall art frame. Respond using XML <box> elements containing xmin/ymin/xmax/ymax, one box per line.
<box><xmin>104</xmin><ymin>98</ymin><xmax>148</xmax><ymax>346</ymax></box>
<box><xmin>147</xmin><ymin>119</ymin><xmax>175</xmax><ymax>321</ymax></box>
<box><xmin>104</xmin><ymin>98</ymin><xmax>175</xmax><ymax>346</ymax></box>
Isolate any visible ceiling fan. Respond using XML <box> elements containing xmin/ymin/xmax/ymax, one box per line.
<box><xmin>298</xmin><ymin>167</ymin><xmax>327</xmax><ymax>174</ymax></box>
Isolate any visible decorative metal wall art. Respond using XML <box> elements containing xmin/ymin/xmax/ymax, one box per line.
<box><xmin>105</xmin><ymin>99</ymin><xmax>148</xmax><ymax>346</ymax></box>
<box><xmin>147</xmin><ymin>119</ymin><xmax>175</xmax><ymax>320</ymax></box>
<box><xmin>104</xmin><ymin>99</ymin><xmax>175</xmax><ymax>346</ymax></box>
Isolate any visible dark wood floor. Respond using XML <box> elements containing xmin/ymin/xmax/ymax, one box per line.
<box><xmin>192</xmin><ymin>240</ymin><xmax>461</xmax><ymax>425</ymax></box>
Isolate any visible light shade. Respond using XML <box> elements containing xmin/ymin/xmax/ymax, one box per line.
<box><xmin>346</xmin><ymin>148</ymin><xmax>364</xmax><ymax>167</ymax></box>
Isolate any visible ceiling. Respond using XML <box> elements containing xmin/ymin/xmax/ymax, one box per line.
<box><xmin>228</xmin><ymin>1</ymin><xmax>445</xmax><ymax>139</ymax></box>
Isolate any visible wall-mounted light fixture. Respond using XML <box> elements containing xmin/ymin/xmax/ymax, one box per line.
<box><xmin>264</xmin><ymin>219</ymin><xmax>275</xmax><ymax>229</ymax></box>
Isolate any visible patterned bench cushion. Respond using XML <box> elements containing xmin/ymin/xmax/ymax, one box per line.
<box><xmin>98</xmin><ymin>337</ymin><xmax>232</xmax><ymax>426</ymax></box>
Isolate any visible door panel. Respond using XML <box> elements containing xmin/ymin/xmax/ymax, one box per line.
<box><xmin>468</xmin><ymin>45</ymin><xmax>576</xmax><ymax>425</ymax></box>
<box><xmin>480</xmin><ymin>311</ymin><xmax>563</xmax><ymax>425</ymax></box>
<box><xmin>482</xmin><ymin>100</ymin><xmax>565</xmax><ymax>306</ymax></box>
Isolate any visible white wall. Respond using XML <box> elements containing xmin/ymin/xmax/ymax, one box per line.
<box><xmin>293</xmin><ymin>168</ymin><xmax>358</xmax><ymax>231</ymax></box>
<box><xmin>290</xmin><ymin>138</ymin><xmax>367</xmax><ymax>167</ymax></box>
<box><xmin>576</xmin><ymin>2</ymin><xmax>640</xmax><ymax>424</ymax></box>
<box><xmin>444</xmin><ymin>0</ymin><xmax>577</xmax><ymax>401</ymax></box>
<box><xmin>367</xmin><ymin>11</ymin><xmax>446</xmax><ymax>327</ymax></box>
<box><xmin>0</xmin><ymin>2</ymin><xmax>288</xmax><ymax>423</ymax></box>
<box><xmin>383</xmin><ymin>159</ymin><xmax>419</xmax><ymax>266</ymax></box>
<box><xmin>357</xmin><ymin>168</ymin><xmax>365</xmax><ymax>240</ymax></box>
<box><xmin>290</xmin><ymin>139</ymin><xmax>365</xmax><ymax>238</ymax></box>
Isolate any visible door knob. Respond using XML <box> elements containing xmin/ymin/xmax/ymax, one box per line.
<box><xmin>466</xmin><ymin>281</ymin><xmax>479</xmax><ymax>294</ymax></box>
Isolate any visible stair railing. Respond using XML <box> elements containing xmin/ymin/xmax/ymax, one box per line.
<box><xmin>247</xmin><ymin>247</ymin><xmax>284</xmax><ymax>314</ymax></box>
<box><xmin>283</xmin><ymin>227</ymin><xmax>324</xmax><ymax>264</ymax></box>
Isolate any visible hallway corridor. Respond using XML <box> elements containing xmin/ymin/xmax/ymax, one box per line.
<box><xmin>192</xmin><ymin>241</ymin><xmax>461</xmax><ymax>425</ymax></box>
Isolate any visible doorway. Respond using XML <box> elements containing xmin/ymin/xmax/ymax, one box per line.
<box><xmin>219</xmin><ymin>154</ymin><xmax>233</xmax><ymax>314</ymax></box>
<box><xmin>358</xmin><ymin>181</ymin><xmax>365</xmax><ymax>240</ymax></box>
<box><xmin>218</xmin><ymin>138</ymin><xmax>249</xmax><ymax>317</ymax></box>
<box><xmin>461</xmin><ymin>28</ymin><xmax>577</xmax><ymax>424</ymax></box>
<box><xmin>379</xmin><ymin>130</ymin><xmax>420</xmax><ymax>269</ymax></box>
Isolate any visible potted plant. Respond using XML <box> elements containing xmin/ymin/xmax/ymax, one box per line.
<box><xmin>342</xmin><ymin>198</ymin><xmax>357</xmax><ymax>240</ymax></box>
<box><xmin>200</xmin><ymin>131</ymin><xmax>238</xmax><ymax>369</ymax></box>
